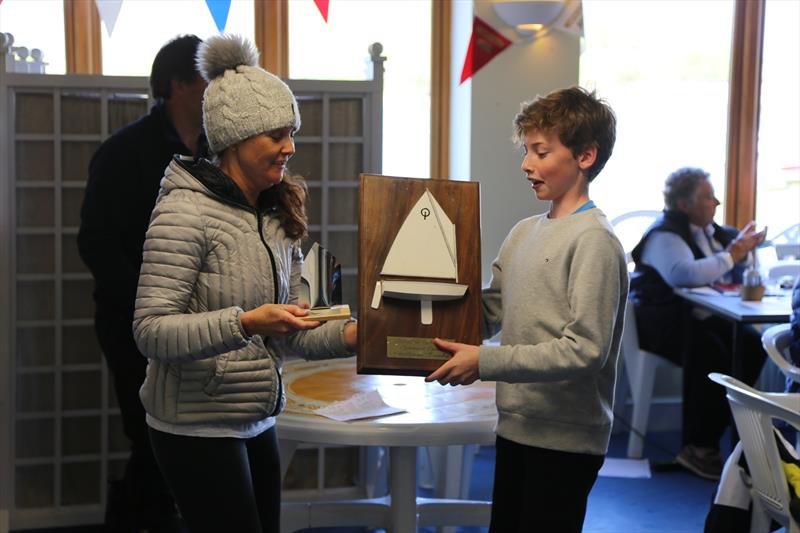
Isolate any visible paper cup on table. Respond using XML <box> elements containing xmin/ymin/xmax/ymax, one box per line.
<box><xmin>741</xmin><ymin>284</ymin><xmax>765</xmax><ymax>301</ymax></box>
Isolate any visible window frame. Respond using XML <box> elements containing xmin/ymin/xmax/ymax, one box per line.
<box><xmin>63</xmin><ymin>0</ymin><xmax>102</xmax><ymax>74</ymax></box>
<box><xmin>724</xmin><ymin>0</ymin><xmax>765</xmax><ymax>228</ymax></box>
<box><xmin>62</xmin><ymin>0</ymin><xmax>765</xmax><ymax>223</ymax></box>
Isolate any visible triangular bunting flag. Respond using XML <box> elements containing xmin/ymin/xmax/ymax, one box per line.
<box><xmin>205</xmin><ymin>0</ymin><xmax>232</xmax><ymax>32</ymax></box>
<box><xmin>459</xmin><ymin>16</ymin><xmax>512</xmax><ymax>84</ymax></box>
<box><xmin>314</xmin><ymin>0</ymin><xmax>329</xmax><ymax>23</ymax></box>
<box><xmin>95</xmin><ymin>0</ymin><xmax>123</xmax><ymax>36</ymax></box>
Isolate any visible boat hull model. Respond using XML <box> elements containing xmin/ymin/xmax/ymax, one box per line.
<box><xmin>371</xmin><ymin>280</ymin><xmax>467</xmax><ymax>325</ymax></box>
<box><xmin>371</xmin><ymin>188</ymin><xmax>468</xmax><ymax>325</ymax></box>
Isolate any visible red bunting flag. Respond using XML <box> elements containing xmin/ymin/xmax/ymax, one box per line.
<box><xmin>460</xmin><ymin>16</ymin><xmax>512</xmax><ymax>84</ymax></box>
<box><xmin>314</xmin><ymin>0</ymin><xmax>329</xmax><ymax>23</ymax></box>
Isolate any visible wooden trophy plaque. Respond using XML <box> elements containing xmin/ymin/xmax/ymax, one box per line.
<box><xmin>357</xmin><ymin>174</ymin><xmax>482</xmax><ymax>376</ymax></box>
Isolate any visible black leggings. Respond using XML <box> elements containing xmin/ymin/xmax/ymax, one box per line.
<box><xmin>148</xmin><ymin>426</ymin><xmax>281</xmax><ymax>533</ymax></box>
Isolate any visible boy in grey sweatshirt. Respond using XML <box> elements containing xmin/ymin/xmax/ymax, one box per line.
<box><xmin>426</xmin><ymin>86</ymin><xmax>628</xmax><ymax>532</ymax></box>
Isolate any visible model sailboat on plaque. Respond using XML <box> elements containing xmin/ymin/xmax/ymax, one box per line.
<box><xmin>370</xmin><ymin>188</ymin><xmax>467</xmax><ymax>325</ymax></box>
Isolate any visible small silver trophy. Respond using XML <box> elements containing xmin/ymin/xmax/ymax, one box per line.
<box><xmin>300</xmin><ymin>242</ymin><xmax>342</xmax><ymax>309</ymax></box>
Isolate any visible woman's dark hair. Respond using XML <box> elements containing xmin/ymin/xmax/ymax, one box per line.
<box><xmin>150</xmin><ymin>35</ymin><xmax>203</xmax><ymax>100</ymax></box>
<box><xmin>261</xmin><ymin>173</ymin><xmax>309</xmax><ymax>240</ymax></box>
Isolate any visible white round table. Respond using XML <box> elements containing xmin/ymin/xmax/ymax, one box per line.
<box><xmin>278</xmin><ymin>356</ymin><xmax>497</xmax><ymax>532</ymax></box>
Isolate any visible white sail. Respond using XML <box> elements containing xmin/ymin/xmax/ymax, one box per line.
<box><xmin>380</xmin><ymin>189</ymin><xmax>458</xmax><ymax>280</ymax></box>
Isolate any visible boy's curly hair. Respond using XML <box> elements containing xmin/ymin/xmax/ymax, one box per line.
<box><xmin>513</xmin><ymin>86</ymin><xmax>616</xmax><ymax>182</ymax></box>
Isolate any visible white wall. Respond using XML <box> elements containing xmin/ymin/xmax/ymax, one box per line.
<box><xmin>450</xmin><ymin>3</ymin><xmax>580</xmax><ymax>283</ymax></box>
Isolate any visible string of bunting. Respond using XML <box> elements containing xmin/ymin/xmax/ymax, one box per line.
<box><xmin>87</xmin><ymin>0</ymin><xmax>329</xmax><ymax>35</ymax></box>
<box><xmin>6</xmin><ymin>0</ymin><xmax>582</xmax><ymax>78</ymax></box>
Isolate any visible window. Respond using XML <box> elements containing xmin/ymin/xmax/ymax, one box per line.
<box><xmin>0</xmin><ymin>0</ymin><xmax>66</xmax><ymax>74</ymax></box>
<box><xmin>579</xmin><ymin>1</ymin><xmax>735</xmax><ymax>222</ymax></box>
<box><xmin>101</xmin><ymin>0</ymin><xmax>254</xmax><ymax>76</ymax></box>
<box><xmin>754</xmin><ymin>0</ymin><xmax>800</xmax><ymax>241</ymax></box>
<box><xmin>288</xmin><ymin>0</ymin><xmax>432</xmax><ymax>179</ymax></box>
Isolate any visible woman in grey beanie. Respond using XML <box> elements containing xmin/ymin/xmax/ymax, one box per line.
<box><xmin>132</xmin><ymin>34</ymin><xmax>357</xmax><ymax>533</ymax></box>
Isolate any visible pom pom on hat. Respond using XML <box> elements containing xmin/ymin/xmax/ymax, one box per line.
<box><xmin>197</xmin><ymin>34</ymin><xmax>259</xmax><ymax>82</ymax></box>
<box><xmin>197</xmin><ymin>34</ymin><xmax>301</xmax><ymax>154</ymax></box>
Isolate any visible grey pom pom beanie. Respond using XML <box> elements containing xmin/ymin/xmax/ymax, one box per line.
<box><xmin>196</xmin><ymin>34</ymin><xmax>301</xmax><ymax>154</ymax></box>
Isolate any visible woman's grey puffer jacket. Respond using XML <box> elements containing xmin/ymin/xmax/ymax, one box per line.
<box><xmin>133</xmin><ymin>156</ymin><xmax>352</xmax><ymax>426</ymax></box>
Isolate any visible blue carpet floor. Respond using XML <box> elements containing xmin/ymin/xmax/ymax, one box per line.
<box><xmin>22</xmin><ymin>431</ymin><xmax>750</xmax><ymax>533</ymax></box>
<box><xmin>299</xmin><ymin>430</ymin><xmax>731</xmax><ymax>533</ymax></box>
<box><xmin>419</xmin><ymin>430</ymin><xmax>720</xmax><ymax>533</ymax></box>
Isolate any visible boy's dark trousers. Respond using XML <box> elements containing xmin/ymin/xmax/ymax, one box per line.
<box><xmin>489</xmin><ymin>435</ymin><xmax>604</xmax><ymax>533</ymax></box>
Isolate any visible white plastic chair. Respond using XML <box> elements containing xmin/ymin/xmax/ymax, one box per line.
<box><xmin>765</xmin><ymin>261</ymin><xmax>800</xmax><ymax>285</ymax></box>
<box><xmin>762</xmin><ymin>324</ymin><xmax>800</xmax><ymax>385</ymax></box>
<box><xmin>708</xmin><ymin>373</ymin><xmax>800</xmax><ymax>533</ymax></box>
<box><xmin>610</xmin><ymin>211</ymin><xmax>678</xmax><ymax>458</ymax></box>
<box><xmin>610</xmin><ymin>210</ymin><xmax>661</xmax><ymax>271</ymax></box>
<box><xmin>620</xmin><ymin>303</ymin><xmax>676</xmax><ymax>458</ymax></box>
<box><xmin>770</xmin><ymin>223</ymin><xmax>800</xmax><ymax>260</ymax></box>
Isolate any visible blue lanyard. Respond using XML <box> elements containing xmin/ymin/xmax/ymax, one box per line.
<box><xmin>572</xmin><ymin>200</ymin><xmax>596</xmax><ymax>215</ymax></box>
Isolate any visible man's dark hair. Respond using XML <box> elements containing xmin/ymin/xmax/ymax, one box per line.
<box><xmin>150</xmin><ymin>35</ymin><xmax>203</xmax><ymax>100</ymax></box>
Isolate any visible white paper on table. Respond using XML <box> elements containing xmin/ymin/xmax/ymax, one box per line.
<box><xmin>688</xmin><ymin>286</ymin><xmax>722</xmax><ymax>296</ymax></box>
<box><xmin>313</xmin><ymin>389</ymin><xmax>406</xmax><ymax>421</ymax></box>
<box><xmin>598</xmin><ymin>458</ymin><xmax>652</xmax><ymax>479</ymax></box>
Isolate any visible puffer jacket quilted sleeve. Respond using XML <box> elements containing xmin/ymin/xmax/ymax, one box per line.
<box><xmin>133</xmin><ymin>189</ymin><xmax>251</xmax><ymax>363</ymax></box>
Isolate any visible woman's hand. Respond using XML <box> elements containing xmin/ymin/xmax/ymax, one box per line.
<box><xmin>424</xmin><ymin>339</ymin><xmax>480</xmax><ymax>386</ymax></box>
<box><xmin>727</xmin><ymin>221</ymin><xmax>767</xmax><ymax>263</ymax></box>
<box><xmin>240</xmin><ymin>304</ymin><xmax>321</xmax><ymax>337</ymax></box>
<box><xmin>343</xmin><ymin>321</ymin><xmax>357</xmax><ymax>350</ymax></box>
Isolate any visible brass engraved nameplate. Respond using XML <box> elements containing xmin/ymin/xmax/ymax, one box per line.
<box><xmin>386</xmin><ymin>336</ymin><xmax>451</xmax><ymax>360</ymax></box>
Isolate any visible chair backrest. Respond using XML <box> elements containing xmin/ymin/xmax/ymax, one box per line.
<box><xmin>621</xmin><ymin>301</ymin><xmax>641</xmax><ymax>362</ymax></box>
<box><xmin>765</xmin><ymin>261</ymin><xmax>800</xmax><ymax>283</ymax></box>
<box><xmin>762</xmin><ymin>324</ymin><xmax>800</xmax><ymax>384</ymax></box>
<box><xmin>770</xmin><ymin>223</ymin><xmax>800</xmax><ymax>260</ymax></box>
<box><xmin>708</xmin><ymin>373</ymin><xmax>800</xmax><ymax>529</ymax></box>
<box><xmin>771</xmin><ymin>223</ymin><xmax>800</xmax><ymax>244</ymax></box>
<box><xmin>610</xmin><ymin>210</ymin><xmax>661</xmax><ymax>269</ymax></box>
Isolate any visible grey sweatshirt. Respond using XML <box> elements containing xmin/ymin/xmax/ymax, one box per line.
<box><xmin>479</xmin><ymin>208</ymin><xmax>628</xmax><ymax>456</ymax></box>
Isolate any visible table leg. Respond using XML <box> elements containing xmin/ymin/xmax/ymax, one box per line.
<box><xmin>731</xmin><ymin>321</ymin><xmax>743</xmax><ymax>380</ymax></box>
<box><xmin>730</xmin><ymin>321</ymin><xmax>742</xmax><ymax>445</ymax></box>
<box><xmin>389</xmin><ymin>446</ymin><xmax>418</xmax><ymax>532</ymax></box>
<box><xmin>680</xmin><ymin>300</ymin><xmax>693</xmax><ymax>449</ymax></box>
<box><xmin>278</xmin><ymin>439</ymin><xmax>299</xmax><ymax>482</ymax></box>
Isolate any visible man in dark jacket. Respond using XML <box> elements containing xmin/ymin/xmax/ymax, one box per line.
<box><xmin>629</xmin><ymin>167</ymin><xmax>766</xmax><ymax>481</ymax></box>
<box><xmin>77</xmin><ymin>34</ymin><xmax>207</xmax><ymax>532</ymax></box>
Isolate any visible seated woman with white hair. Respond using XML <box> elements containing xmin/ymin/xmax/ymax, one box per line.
<box><xmin>629</xmin><ymin>167</ymin><xmax>766</xmax><ymax>481</ymax></box>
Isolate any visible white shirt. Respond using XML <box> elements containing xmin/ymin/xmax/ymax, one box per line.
<box><xmin>640</xmin><ymin>223</ymin><xmax>738</xmax><ymax>288</ymax></box>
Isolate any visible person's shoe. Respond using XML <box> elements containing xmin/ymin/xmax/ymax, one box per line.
<box><xmin>675</xmin><ymin>444</ymin><xmax>723</xmax><ymax>480</ymax></box>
